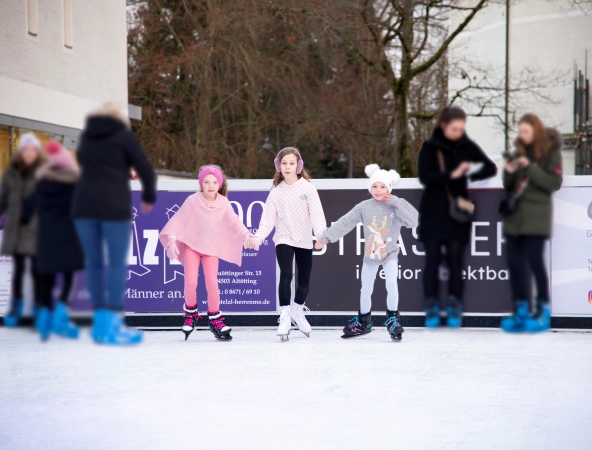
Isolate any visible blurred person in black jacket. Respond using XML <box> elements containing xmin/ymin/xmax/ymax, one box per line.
<box><xmin>24</xmin><ymin>140</ymin><xmax>84</xmax><ymax>340</ymax></box>
<box><xmin>417</xmin><ymin>107</ymin><xmax>497</xmax><ymax>329</ymax></box>
<box><xmin>73</xmin><ymin>103</ymin><xmax>156</xmax><ymax>345</ymax></box>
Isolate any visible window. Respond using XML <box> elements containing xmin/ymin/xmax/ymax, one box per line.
<box><xmin>27</xmin><ymin>0</ymin><xmax>37</xmax><ymax>36</ymax></box>
<box><xmin>63</xmin><ymin>0</ymin><xmax>73</xmax><ymax>49</ymax></box>
<box><xmin>0</xmin><ymin>126</ymin><xmax>11</xmax><ymax>172</ymax></box>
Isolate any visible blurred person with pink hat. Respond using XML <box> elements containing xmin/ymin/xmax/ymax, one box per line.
<box><xmin>21</xmin><ymin>140</ymin><xmax>84</xmax><ymax>340</ymax></box>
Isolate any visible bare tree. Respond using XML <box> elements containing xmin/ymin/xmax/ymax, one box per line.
<box><xmin>300</xmin><ymin>0</ymin><xmax>488</xmax><ymax>175</ymax></box>
<box><xmin>128</xmin><ymin>0</ymin><xmax>396</xmax><ymax>178</ymax></box>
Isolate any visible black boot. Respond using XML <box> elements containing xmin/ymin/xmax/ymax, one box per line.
<box><xmin>208</xmin><ymin>311</ymin><xmax>232</xmax><ymax>340</ymax></box>
<box><xmin>385</xmin><ymin>309</ymin><xmax>404</xmax><ymax>341</ymax></box>
<box><xmin>182</xmin><ymin>304</ymin><xmax>201</xmax><ymax>341</ymax></box>
<box><xmin>342</xmin><ymin>311</ymin><xmax>372</xmax><ymax>338</ymax></box>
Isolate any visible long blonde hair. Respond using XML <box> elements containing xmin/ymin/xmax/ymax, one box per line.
<box><xmin>272</xmin><ymin>147</ymin><xmax>310</xmax><ymax>187</ymax></box>
<box><xmin>198</xmin><ymin>164</ymin><xmax>228</xmax><ymax>196</ymax></box>
<box><xmin>87</xmin><ymin>103</ymin><xmax>131</xmax><ymax>129</ymax></box>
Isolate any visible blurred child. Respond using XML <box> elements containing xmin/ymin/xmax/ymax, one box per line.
<box><xmin>317</xmin><ymin>164</ymin><xmax>418</xmax><ymax>340</ymax></box>
<box><xmin>23</xmin><ymin>140</ymin><xmax>84</xmax><ymax>340</ymax></box>
<box><xmin>252</xmin><ymin>147</ymin><xmax>326</xmax><ymax>341</ymax></box>
<box><xmin>159</xmin><ymin>165</ymin><xmax>255</xmax><ymax>341</ymax></box>
<box><xmin>0</xmin><ymin>133</ymin><xmax>42</xmax><ymax>327</ymax></box>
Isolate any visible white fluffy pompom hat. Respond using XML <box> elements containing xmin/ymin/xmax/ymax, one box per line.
<box><xmin>364</xmin><ymin>164</ymin><xmax>401</xmax><ymax>193</ymax></box>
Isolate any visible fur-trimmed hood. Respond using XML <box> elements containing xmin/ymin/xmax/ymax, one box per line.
<box><xmin>36</xmin><ymin>164</ymin><xmax>80</xmax><ymax>184</ymax></box>
<box><xmin>546</xmin><ymin>127</ymin><xmax>563</xmax><ymax>152</ymax></box>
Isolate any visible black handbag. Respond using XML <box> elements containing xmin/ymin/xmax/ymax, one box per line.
<box><xmin>437</xmin><ymin>150</ymin><xmax>475</xmax><ymax>223</ymax></box>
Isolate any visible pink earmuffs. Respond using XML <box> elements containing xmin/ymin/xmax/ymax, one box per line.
<box><xmin>274</xmin><ymin>147</ymin><xmax>304</xmax><ymax>174</ymax></box>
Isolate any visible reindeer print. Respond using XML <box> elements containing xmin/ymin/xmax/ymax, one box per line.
<box><xmin>366</xmin><ymin>216</ymin><xmax>390</xmax><ymax>260</ymax></box>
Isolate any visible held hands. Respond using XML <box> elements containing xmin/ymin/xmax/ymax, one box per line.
<box><xmin>244</xmin><ymin>235</ymin><xmax>260</xmax><ymax>251</ymax></box>
<box><xmin>314</xmin><ymin>241</ymin><xmax>325</xmax><ymax>250</ymax></box>
<box><xmin>166</xmin><ymin>237</ymin><xmax>180</xmax><ymax>261</ymax></box>
<box><xmin>451</xmin><ymin>162</ymin><xmax>471</xmax><ymax>179</ymax></box>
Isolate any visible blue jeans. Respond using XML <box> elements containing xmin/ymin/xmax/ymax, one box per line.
<box><xmin>75</xmin><ymin>220</ymin><xmax>131</xmax><ymax>311</ymax></box>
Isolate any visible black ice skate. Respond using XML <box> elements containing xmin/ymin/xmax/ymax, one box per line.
<box><xmin>208</xmin><ymin>311</ymin><xmax>233</xmax><ymax>341</ymax></box>
<box><xmin>385</xmin><ymin>309</ymin><xmax>404</xmax><ymax>341</ymax></box>
<box><xmin>182</xmin><ymin>304</ymin><xmax>202</xmax><ymax>341</ymax></box>
<box><xmin>341</xmin><ymin>311</ymin><xmax>372</xmax><ymax>338</ymax></box>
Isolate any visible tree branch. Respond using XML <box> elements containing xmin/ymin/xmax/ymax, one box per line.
<box><xmin>410</xmin><ymin>0</ymin><xmax>488</xmax><ymax>77</ymax></box>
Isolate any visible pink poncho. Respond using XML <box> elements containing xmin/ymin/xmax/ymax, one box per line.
<box><xmin>159</xmin><ymin>193</ymin><xmax>250</xmax><ymax>266</ymax></box>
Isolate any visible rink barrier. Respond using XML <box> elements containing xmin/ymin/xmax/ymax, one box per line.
<box><xmin>122</xmin><ymin>314</ymin><xmax>592</xmax><ymax>330</ymax></box>
<box><xmin>4</xmin><ymin>313</ymin><xmax>592</xmax><ymax>330</ymax></box>
<box><xmin>3</xmin><ymin>176</ymin><xmax>592</xmax><ymax>329</ymax></box>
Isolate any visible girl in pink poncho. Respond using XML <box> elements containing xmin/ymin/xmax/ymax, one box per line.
<box><xmin>159</xmin><ymin>165</ymin><xmax>255</xmax><ymax>341</ymax></box>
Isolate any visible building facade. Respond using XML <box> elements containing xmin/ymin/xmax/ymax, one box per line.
<box><xmin>449</xmin><ymin>0</ymin><xmax>592</xmax><ymax>175</ymax></box>
<box><xmin>0</xmin><ymin>0</ymin><xmax>129</xmax><ymax>169</ymax></box>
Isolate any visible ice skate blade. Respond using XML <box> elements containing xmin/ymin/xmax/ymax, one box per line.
<box><xmin>214</xmin><ymin>334</ymin><xmax>233</xmax><ymax>341</ymax></box>
<box><xmin>341</xmin><ymin>331</ymin><xmax>372</xmax><ymax>339</ymax></box>
<box><xmin>279</xmin><ymin>335</ymin><xmax>290</xmax><ymax>342</ymax></box>
<box><xmin>390</xmin><ymin>334</ymin><xmax>403</xmax><ymax>341</ymax></box>
<box><xmin>183</xmin><ymin>330</ymin><xmax>193</xmax><ymax>341</ymax></box>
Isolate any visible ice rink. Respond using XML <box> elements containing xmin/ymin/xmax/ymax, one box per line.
<box><xmin>1</xmin><ymin>327</ymin><xmax>591</xmax><ymax>450</ymax></box>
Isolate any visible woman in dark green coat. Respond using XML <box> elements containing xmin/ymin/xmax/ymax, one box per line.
<box><xmin>500</xmin><ymin>113</ymin><xmax>563</xmax><ymax>333</ymax></box>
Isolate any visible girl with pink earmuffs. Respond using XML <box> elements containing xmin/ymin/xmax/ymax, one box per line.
<box><xmin>251</xmin><ymin>147</ymin><xmax>326</xmax><ymax>341</ymax></box>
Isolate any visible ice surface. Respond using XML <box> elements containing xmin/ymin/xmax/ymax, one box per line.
<box><xmin>1</xmin><ymin>327</ymin><xmax>591</xmax><ymax>450</ymax></box>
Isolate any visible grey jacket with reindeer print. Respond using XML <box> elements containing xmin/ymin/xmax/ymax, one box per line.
<box><xmin>319</xmin><ymin>196</ymin><xmax>418</xmax><ymax>266</ymax></box>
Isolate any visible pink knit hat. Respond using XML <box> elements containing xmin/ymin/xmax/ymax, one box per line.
<box><xmin>46</xmin><ymin>140</ymin><xmax>75</xmax><ymax>170</ymax></box>
<box><xmin>198</xmin><ymin>166</ymin><xmax>223</xmax><ymax>188</ymax></box>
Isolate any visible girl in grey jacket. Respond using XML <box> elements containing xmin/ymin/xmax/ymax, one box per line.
<box><xmin>317</xmin><ymin>164</ymin><xmax>418</xmax><ymax>340</ymax></box>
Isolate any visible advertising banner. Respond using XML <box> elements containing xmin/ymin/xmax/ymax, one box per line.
<box><xmin>68</xmin><ymin>191</ymin><xmax>277</xmax><ymax>313</ymax></box>
<box><xmin>310</xmin><ymin>189</ymin><xmax>516</xmax><ymax>313</ymax></box>
<box><xmin>1</xmin><ymin>180</ymin><xmax>590</xmax><ymax>316</ymax></box>
<box><xmin>551</xmin><ymin>187</ymin><xmax>592</xmax><ymax>315</ymax></box>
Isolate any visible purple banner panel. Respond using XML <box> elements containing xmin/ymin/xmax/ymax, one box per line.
<box><xmin>70</xmin><ymin>190</ymin><xmax>276</xmax><ymax>313</ymax></box>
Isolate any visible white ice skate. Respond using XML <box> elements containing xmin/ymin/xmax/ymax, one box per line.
<box><xmin>277</xmin><ymin>306</ymin><xmax>291</xmax><ymax>341</ymax></box>
<box><xmin>290</xmin><ymin>303</ymin><xmax>311</xmax><ymax>337</ymax></box>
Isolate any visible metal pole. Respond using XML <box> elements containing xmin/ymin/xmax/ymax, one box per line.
<box><xmin>348</xmin><ymin>148</ymin><xmax>353</xmax><ymax>178</ymax></box>
<box><xmin>504</xmin><ymin>0</ymin><xmax>510</xmax><ymax>152</ymax></box>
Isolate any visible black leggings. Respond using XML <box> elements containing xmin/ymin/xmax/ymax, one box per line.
<box><xmin>423</xmin><ymin>241</ymin><xmax>466</xmax><ymax>300</ymax></box>
<box><xmin>505</xmin><ymin>235</ymin><xmax>549</xmax><ymax>304</ymax></box>
<box><xmin>10</xmin><ymin>254</ymin><xmax>41</xmax><ymax>307</ymax></box>
<box><xmin>276</xmin><ymin>244</ymin><xmax>313</xmax><ymax>307</ymax></box>
<box><xmin>37</xmin><ymin>272</ymin><xmax>76</xmax><ymax>310</ymax></box>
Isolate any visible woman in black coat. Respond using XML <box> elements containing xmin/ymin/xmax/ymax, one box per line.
<box><xmin>25</xmin><ymin>140</ymin><xmax>85</xmax><ymax>340</ymax></box>
<box><xmin>417</xmin><ymin>107</ymin><xmax>497</xmax><ymax>328</ymax></box>
<box><xmin>73</xmin><ymin>103</ymin><xmax>156</xmax><ymax>345</ymax></box>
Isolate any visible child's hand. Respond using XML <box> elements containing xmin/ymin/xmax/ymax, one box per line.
<box><xmin>166</xmin><ymin>243</ymin><xmax>180</xmax><ymax>261</ymax></box>
<box><xmin>314</xmin><ymin>241</ymin><xmax>325</xmax><ymax>250</ymax></box>
<box><xmin>244</xmin><ymin>235</ymin><xmax>260</xmax><ymax>251</ymax></box>
<box><xmin>383</xmin><ymin>193</ymin><xmax>393</xmax><ymax>202</ymax></box>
